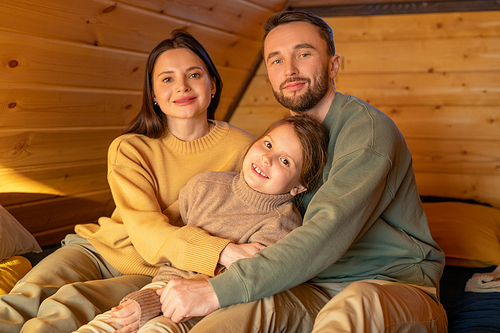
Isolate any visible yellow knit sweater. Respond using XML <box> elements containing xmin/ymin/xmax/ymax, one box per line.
<box><xmin>75</xmin><ymin>121</ymin><xmax>254</xmax><ymax>277</ymax></box>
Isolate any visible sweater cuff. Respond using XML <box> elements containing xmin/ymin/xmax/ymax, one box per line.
<box><xmin>121</xmin><ymin>289</ymin><xmax>162</xmax><ymax>328</ymax></box>
<box><xmin>208</xmin><ymin>269</ymin><xmax>248</xmax><ymax>308</ymax></box>
<box><xmin>183</xmin><ymin>229</ymin><xmax>232</xmax><ymax>277</ymax></box>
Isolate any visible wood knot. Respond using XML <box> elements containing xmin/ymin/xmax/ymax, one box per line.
<box><xmin>103</xmin><ymin>4</ymin><xmax>117</xmax><ymax>14</ymax></box>
<box><xmin>8</xmin><ymin>60</ymin><xmax>19</xmax><ymax>68</ymax></box>
<box><xmin>14</xmin><ymin>139</ymin><xmax>29</xmax><ymax>153</ymax></box>
<box><xmin>8</xmin><ymin>102</ymin><xmax>17</xmax><ymax>109</ymax></box>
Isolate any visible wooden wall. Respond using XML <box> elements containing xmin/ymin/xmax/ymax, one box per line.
<box><xmin>0</xmin><ymin>0</ymin><xmax>286</xmax><ymax>246</ymax></box>
<box><xmin>1</xmin><ymin>1</ymin><xmax>499</xmax><ymax>246</ymax></box>
<box><xmin>230</xmin><ymin>10</ymin><xmax>500</xmax><ymax>209</ymax></box>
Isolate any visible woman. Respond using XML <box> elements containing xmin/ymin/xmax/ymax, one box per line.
<box><xmin>0</xmin><ymin>30</ymin><xmax>254</xmax><ymax>333</ymax></box>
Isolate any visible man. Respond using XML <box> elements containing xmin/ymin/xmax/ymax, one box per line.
<box><xmin>159</xmin><ymin>10</ymin><xmax>448</xmax><ymax>332</ymax></box>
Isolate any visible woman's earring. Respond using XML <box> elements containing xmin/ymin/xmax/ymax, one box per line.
<box><xmin>154</xmin><ymin>101</ymin><xmax>158</xmax><ymax>106</ymax></box>
<box><xmin>211</xmin><ymin>94</ymin><xmax>215</xmax><ymax>99</ymax></box>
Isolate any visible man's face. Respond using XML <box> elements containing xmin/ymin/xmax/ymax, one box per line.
<box><xmin>264</xmin><ymin>22</ymin><xmax>334</xmax><ymax>112</ymax></box>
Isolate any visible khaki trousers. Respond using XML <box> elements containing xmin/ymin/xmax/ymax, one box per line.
<box><xmin>0</xmin><ymin>234</ymin><xmax>151</xmax><ymax>333</ymax></box>
<box><xmin>75</xmin><ymin>278</ymin><xmax>448</xmax><ymax>333</ymax></box>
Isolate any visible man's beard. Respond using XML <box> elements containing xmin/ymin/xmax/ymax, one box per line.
<box><xmin>273</xmin><ymin>71</ymin><xmax>330</xmax><ymax>112</ymax></box>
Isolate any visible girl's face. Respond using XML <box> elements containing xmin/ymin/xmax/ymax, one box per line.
<box><xmin>152</xmin><ymin>48</ymin><xmax>216</xmax><ymax>122</ymax></box>
<box><xmin>243</xmin><ymin>124</ymin><xmax>306</xmax><ymax>196</ymax></box>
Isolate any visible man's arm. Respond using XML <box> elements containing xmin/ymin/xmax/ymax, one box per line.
<box><xmin>159</xmin><ymin>149</ymin><xmax>392</xmax><ymax>321</ymax></box>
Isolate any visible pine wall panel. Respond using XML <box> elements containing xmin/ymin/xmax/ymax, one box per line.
<box><xmin>0</xmin><ymin>0</ymin><xmax>286</xmax><ymax>246</ymax></box>
<box><xmin>230</xmin><ymin>10</ymin><xmax>500</xmax><ymax>208</ymax></box>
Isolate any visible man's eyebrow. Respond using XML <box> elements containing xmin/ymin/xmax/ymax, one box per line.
<box><xmin>266</xmin><ymin>43</ymin><xmax>317</xmax><ymax>62</ymax></box>
<box><xmin>295</xmin><ymin>43</ymin><xmax>316</xmax><ymax>50</ymax></box>
<box><xmin>266</xmin><ymin>51</ymin><xmax>280</xmax><ymax>62</ymax></box>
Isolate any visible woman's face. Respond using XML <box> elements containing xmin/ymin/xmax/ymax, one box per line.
<box><xmin>242</xmin><ymin>124</ymin><xmax>306</xmax><ymax>196</ymax></box>
<box><xmin>152</xmin><ymin>48</ymin><xmax>216</xmax><ymax>121</ymax></box>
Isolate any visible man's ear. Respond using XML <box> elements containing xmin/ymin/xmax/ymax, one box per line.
<box><xmin>290</xmin><ymin>184</ymin><xmax>307</xmax><ymax>196</ymax></box>
<box><xmin>329</xmin><ymin>54</ymin><xmax>341</xmax><ymax>80</ymax></box>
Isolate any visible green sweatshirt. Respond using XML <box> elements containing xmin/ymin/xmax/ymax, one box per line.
<box><xmin>211</xmin><ymin>93</ymin><xmax>445</xmax><ymax>307</ymax></box>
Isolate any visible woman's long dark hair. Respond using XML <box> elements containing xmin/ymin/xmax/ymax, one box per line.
<box><xmin>125</xmin><ymin>30</ymin><xmax>223</xmax><ymax>138</ymax></box>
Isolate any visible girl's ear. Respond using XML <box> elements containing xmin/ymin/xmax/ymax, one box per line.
<box><xmin>290</xmin><ymin>184</ymin><xmax>307</xmax><ymax>196</ymax></box>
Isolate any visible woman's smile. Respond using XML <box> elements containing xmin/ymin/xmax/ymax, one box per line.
<box><xmin>173</xmin><ymin>95</ymin><xmax>197</xmax><ymax>106</ymax></box>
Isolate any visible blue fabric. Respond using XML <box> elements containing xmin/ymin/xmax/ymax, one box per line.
<box><xmin>440</xmin><ymin>266</ymin><xmax>500</xmax><ymax>333</ymax></box>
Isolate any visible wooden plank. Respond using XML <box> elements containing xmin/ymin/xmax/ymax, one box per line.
<box><xmin>294</xmin><ymin>1</ymin><xmax>500</xmax><ymax>17</ymax></box>
<box><xmin>0</xmin><ymin>193</ymin><xmax>59</xmax><ymax>207</ymax></box>
<box><xmin>408</xmin><ymin>139</ymin><xmax>500</xmax><ymax>175</ymax></box>
<box><xmin>217</xmin><ymin>67</ymin><xmax>250</xmax><ymax>99</ymax></box>
<box><xmin>0</xmin><ymin>129</ymin><xmax>120</xmax><ymax>169</ymax></box>
<box><xmin>291</xmin><ymin>0</ymin><xmax>442</xmax><ymax>5</ymax></box>
<box><xmin>325</xmin><ymin>11</ymin><xmax>500</xmax><ymax>42</ymax></box>
<box><xmin>246</xmin><ymin>0</ymin><xmax>287</xmax><ymax>11</ymax></box>
<box><xmin>0</xmin><ymin>32</ymin><xmax>145</xmax><ymax>90</ymax></box>
<box><xmin>6</xmin><ymin>190</ymin><xmax>114</xmax><ymax>235</ymax></box>
<box><xmin>237</xmin><ymin>75</ymin><xmax>277</xmax><ymax>107</ymax></box>
<box><xmin>335</xmin><ymin>72</ymin><xmax>500</xmax><ymax>106</ymax></box>
<box><xmin>0</xmin><ymin>84</ymin><xmax>140</xmax><ymax>128</ymax></box>
<box><xmin>216</xmin><ymin>67</ymin><xmax>253</xmax><ymax>120</ymax></box>
<box><xmin>229</xmin><ymin>106</ymin><xmax>290</xmax><ymax>135</ymax></box>
<box><xmin>0</xmin><ymin>162</ymin><xmax>108</xmax><ymax>196</ymax></box>
<box><xmin>33</xmin><ymin>224</ymin><xmax>78</xmax><ymax>247</ymax></box>
<box><xmin>338</xmin><ymin>37</ymin><xmax>500</xmax><ymax>73</ymax></box>
<box><xmin>0</xmin><ymin>0</ymin><xmax>262</xmax><ymax>70</ymax></box>
<box><xmin>416</xmin><ymin>172</ymin><xmax>500</xmax><ymax>209</ymax></box>
<box><xmin>116</xmin><ymin>0</ymin><xmax>273</xmax><ymax>40</ymax></box>
<box><xmin>379</xmin><ymin>106</ymin><xmax>500</xmax><ymax>140</ymax></box>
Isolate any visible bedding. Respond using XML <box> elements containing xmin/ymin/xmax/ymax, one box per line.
<box><xmin>0</xmin><ymin>204</ymin><xmax>42</xmax><ymax>261</ymax></box>
<box><xmin>0</xmin><ymin>256</ymin><xmax>32</xmax><ymax>294</ymax></box>
<box><xmin>422</xmin><ymin>197</ymin><xmax>500</xmax><ymax>333</ymax></box>
<box><xmin>0</xmin><ymin>204</ymin><xmax>42</xmax><ymax>294</ymax></box>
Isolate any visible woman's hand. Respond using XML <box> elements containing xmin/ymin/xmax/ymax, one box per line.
<box><xmin>219</xmin><ymin>242</ymin><xmax>266</xmax><ymax>269</ymax></box>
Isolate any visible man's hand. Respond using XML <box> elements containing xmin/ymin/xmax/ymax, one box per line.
<box><xmin>157</xmin><ymin>279</ymin><xmax>219</xmax><ymax>323</ymax></box>
<box><xmin>108</xmin><ymin>300</ymin><xmax>140</xmax><ymax>333</ymax></box>
<box><xmin>219</xmin><ymin>242</ymin><xmax>266</xmax><ymax>269</ymax></box>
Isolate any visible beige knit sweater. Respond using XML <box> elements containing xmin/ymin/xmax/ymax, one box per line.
<box><xmin>123</xmin><ymin>171</ymin><xmax>302</xmax><ymax>327</ymax></box>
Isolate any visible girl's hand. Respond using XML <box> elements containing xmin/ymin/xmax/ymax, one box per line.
<box><xmin>108</xmin><ymin>300</ymin><xmax>140</xmax><ymax>333</ymax></box>
<box><xmin>219</xmin><ymin>242</ymin><xmax>266</xmax><ymax>269</ymax></box>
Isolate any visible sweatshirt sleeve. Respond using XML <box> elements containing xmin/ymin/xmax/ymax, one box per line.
<box><xmin>209</xmin><ymin>148</ymin><xmax>392</xmax><ymax>307</ymax></box>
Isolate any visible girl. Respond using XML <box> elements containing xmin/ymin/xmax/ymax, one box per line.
<box><xmin>0</xmin><ymin>30</ymin><xmax>253</xmax><ymax>333</ymax></box>
<box><xmin>76</xmin><ymin>115</ymin><xmax>329</xmax><ymax>333</ymax></box>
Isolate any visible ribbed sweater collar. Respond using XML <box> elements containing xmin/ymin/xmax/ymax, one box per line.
<box><xmin>162</xmin><ymin>120</ymin><xmax>228</xmax><ymax>154</ymax></box>
<box><xmin>232</xmin><ymin>173</ymin><xmax>294</xmax><ymax>213</ymax></box>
